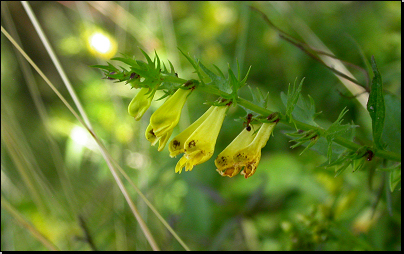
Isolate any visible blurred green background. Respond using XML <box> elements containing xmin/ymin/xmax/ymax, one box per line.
<box><xmin>1</xmin><ymin>1</ymin><xmax>401</xmax><ymax>251</ymax></box>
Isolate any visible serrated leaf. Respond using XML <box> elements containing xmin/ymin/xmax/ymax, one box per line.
<box><xmin>139</xmin><ymin>48</ymin><xmax>154</xmax><ymax>66</ymax></box>
<box><xmin>228</xmin><ymin>67</ymin><xmax>239</xmax><ymax>94</ymax></box>
<box><xmin>111</xmin><ymin>56</ymin><xmax>138</xmax><ymax>67</ymax></box>
<box><xmin>285</xmin><ymin>78</ymin><xmax>304</xmax><ymax>121</ymax></box>
<box><xmin>298</xmin><ymin>136</ymin><xmax>319</xmax><ymax>155</ymax></box>
<box><xmin>249</xmin><ymin>86</ymin><xmax>269</xmax><ymax>109</ymax></box>
<box><xmin>352</xmin><ymin>156</ymin><xmax>366</xmax><ymax>172</ymax></box>
<box><xmin>212</xmin><ymin>64</ymin><xmax>226</xmax><ymax>78</ymax></box>
<box><xmin>311</xmin><ymin>137</ymin><xmax>349</xmax><ymax>166</ymax></box>
<box><xmin>178</xmin><ymin>48</ymin><xmax>205</xmax><ymax>82</ymax></box>
<box><xmin>198</xmin><ymin>61</ymin><xmax>231</xmax><ymax>93</ymax></box>
<box><xmin>367</xmin><ymin>56</ymin><xmax>385</xmax><ymax>150</ymax></box>
<box><xmin>240</xmin><ymin>65</ymin><xmax>252</xmax><ymax>87</ymax></box>
<box><xmin>155</xmin><ymin>91</ymin><xmax>172</xmax><ymax>101</ymax></box>
<box><xmin>291</xmin><ymin>94</ymin><xmax>319</xmax><ymax>127</ymax></box>
<box><xmin>334</xmin><ymin>160</ymin><xmax>351</xmax><ymax>177</ymax></box>
<box><xmin>325</xmin><ymin>107</ymin><xmax>358</xmax><ymax>160</ymax></box>
<box><xmin>91</xmin><ymin>62</ymin><xmax>120</xmax><ymax>72</ymax></box>
<box><xmin>168</xmin><ymin>60</ymin><xmax>175</xmax><ymax>74</ymax></box>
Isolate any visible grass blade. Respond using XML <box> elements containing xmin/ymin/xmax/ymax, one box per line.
<box><xmin>1</xmin><ymin>196</ymin><xmax>61</xmax><ymax>251</ymax></box>
<box><xmin>1</xmin><ymin>25</ymin><xmax>160</xmax><ymax>251</ymax></box>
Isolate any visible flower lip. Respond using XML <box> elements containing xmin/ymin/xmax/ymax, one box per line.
<box><xmin>170</xmin><ymin>105</ymin><xmax>229</xmax><ymax>173</ymax></box>
<box><xmin>215</xmin><ymin>122</ymin><xmax>276</xmax><ymax>178</ymax></box>
<box><xmin>169</xmin><ymin>106</ymin><xmax>215</xmax><ymax>158</ymax></box>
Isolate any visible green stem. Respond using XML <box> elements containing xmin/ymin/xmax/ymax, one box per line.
<box><xmin>160</xmin><ymin>74</ymin><xmax>188</xmax><ymax>84</ymax></box>
<box><xmin>195</xmin><ymin>86</ymin><xmax>400</xmax><ymax>162</ymax></box>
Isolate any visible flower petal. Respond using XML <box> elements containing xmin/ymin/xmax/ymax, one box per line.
<box><xmin>168</xmin><ymin>106</ymin><xmax>215</xmax><ymax>157</ymax></box>
<box><xmin>150</xmin><ymin>88</ymin><xmax>192</xmax><ymax>137</ymax></box>
<box><xmin>215</xmin><ymin>124</ymin><xmax>259</xmax><ymax>171</ymax></box>
<box><xmin>173</xmin><ymin>105</ymin><xmax>228</xmax><ymax>174</ymax></box>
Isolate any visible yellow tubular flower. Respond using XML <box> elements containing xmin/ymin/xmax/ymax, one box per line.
<box><xmin>145</xmin><ymin>88</ymin><xmax>192</xmax><ymax>151</ymax></box>
<box><xmin>169</xmin><ymin>105</ymin><xmax>229</xmax><ymax>173</ymax></box>
<box><xmin>128</xmin><ymin>87</ymin><xmax>154</xmax><ymax>120</ymax></box>
<box><xmin>215</xmin><ymin>122</ymin><xmax>276</xmax><ymax>178</ymax></box>
<box><xmin>215</xmin><ymin>124</ymin><xmax>260</xmax><ymax>177</ymax></box>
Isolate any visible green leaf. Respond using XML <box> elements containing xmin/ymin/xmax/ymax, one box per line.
<box><xmin>249</xmin><ymin>86</ymin><xmax>269</xmax><ymax>109</ymax></box>
<box><xmin>91</xmin><ymin>63</ymin><xmax>119</xmax><ymax>72</ymax></box>
<box><xmin>334</xmin><ymin>160</ymin><xmax>351</xmax><ymax>177</ymax></box>
<box><xmin>390</xmin><ymin>165</ymin><xmax>401</xmax><ymax>192</ymax></box>
<box><xmin>178</xmin><ymin>48</ymin><xmax>205</xmax><ymax>82</ymax></box>
<box><xmin>139</xmin><ymin>48</ymin><xmax>154</xmax><ymax>66</ymax></box>
<box><xmin>367</xmin><ymin>56</ymin><xmax>385</xmax><ymax>150</ymax></box>
<box><xmin>381</xmin><ymin>93</ymin><xmax>401</xmax><ymax>154</ymax></box>
<box><xmin>111</xmin><ymin>55</ymin><xmax>139</xmax><ymax>67</ymax></box>
<box><xmin>299</xmin><ymin>136</ymin><xmax>346</xmax><ymax>165</ymax></box>
<box><xmin>294</xmin><ymin>95</ymin><xmax>319</xmax><ymax>127</ymax></box>
<box><xmin>285</xmin><ymin>78</ymin><xmax>304</xmax><ymax>122</ymax></box>
<box><xmin>325</xmin><ymin>108</ymin><xmax>359</xmax><ymax>161</ymax></box>
<box><xmin>198</xmin><ymin>61</ymin><xmax>231</xmax><ymax>93</ymax></box>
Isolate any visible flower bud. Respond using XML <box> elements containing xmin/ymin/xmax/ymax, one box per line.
<box><xmin>128</xmin><ymin>87</ymin><xmax>154</xmax><ymax>121</ymax></box>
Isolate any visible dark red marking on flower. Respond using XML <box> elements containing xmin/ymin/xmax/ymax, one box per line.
<box><xmin>149</xmin><ymin>129</ymin><xmax>156</xmax><ymax>137</ymax></box>
<box><xmin>188</xmin><ymin>140</ymin><xmax>196</xmax><ymax>148</ymax></box>
<box><xmin>218</xmin><ymin>156</ymin><xmax>227</xmax><ymax>165</ymax></box>
<box><xmin>173</xmin><ymin>140</ymin><xmax>180</xmax><ymax>148</ymax></box>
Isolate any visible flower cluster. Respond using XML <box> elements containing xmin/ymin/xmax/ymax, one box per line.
<box><xmin>97</xmin><ymin>50</ymin><xmax>278</xmax><ymax>178</ymax></box>
<box><xmin>125</xmin><ymin>83</ymin><xmax>278</xmax><ymax>178</ymax></box>
<box><xmin>131</xmin><ymin>88</ymin><xmax>278</xmax><ymax>177</ymax></box>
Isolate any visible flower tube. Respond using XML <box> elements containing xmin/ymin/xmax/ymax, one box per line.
<box><xmin>128</xmin><ymin>87</ymin><xmax>155</xmax><ymax>120</ymax></box>
<box><xmin>145</xmin><ymin>88</ymin><xmax>192</xmax><ymax>151</ymax></box>
<box><xmin>215</xmin><ymin>122</ymin><xmax>276</xmax><ymax>178</ymax></box>
<box><xmin>169</xmin><ymin>105</ymin><xmax>229</xmax><ymax>173</ymax></box>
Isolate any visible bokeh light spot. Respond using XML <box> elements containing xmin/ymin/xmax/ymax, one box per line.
<box><xmin>90</xmin><ymin>33</ymin><xmax>111</xmax><ymax>54</ymax></box>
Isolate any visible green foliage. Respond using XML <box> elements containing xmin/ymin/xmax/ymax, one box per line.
<box><xmin>381</xmin><ymin>94</ymin><xmax>401</xmax><ymax>154</ymax></box>
<box><xmin>367</xmin><ymin>56</ymin><xmax>386</xmax><ymax>150</ymax></box>
<box><xmin>1</xmin><ymin>1</ymin><xmax>401</xmax><ymax>252</ymax></box>
<box><xmin>179</xmin><ymin>48</ymin><xmax>251</xmax><ymax>106</ymax></box>
<box><xmin>92</xmin><ymin>50</ymin><xmax>187</xmax><ymax>100</ymax></box>
<box><xmin>324</xmin><ymin>108</ymin><xmax>359</xmax><ymax>162</ymax></box>
<box><xmin>281</xmin><ymin>78</ymin><xmax>322</xmax><ymax>127</ymax></box>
